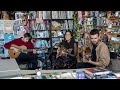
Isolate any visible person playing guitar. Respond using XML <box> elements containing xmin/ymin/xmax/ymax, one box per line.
<box><xmin>4</xmin><ymin>33</ymin><xmax>40</xmax><ymax>70</ymax></box>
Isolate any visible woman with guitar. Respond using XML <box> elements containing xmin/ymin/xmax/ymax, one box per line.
<box><xmin>4</xmin><ymin>33</ymin><xmax>39</xmax><ymax>70</ymax></box>
<box><xmin>54</xmin><ymin>31</ymin><xmax>77</xmax><ymax>69</ymax></box>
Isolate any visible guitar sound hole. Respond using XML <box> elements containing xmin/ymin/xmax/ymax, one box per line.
<box><xmin>14</xmin><ymin>53</ymin><xmax>15</xmax><ymax>55</ymax></box>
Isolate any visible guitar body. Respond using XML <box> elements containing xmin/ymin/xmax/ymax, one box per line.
<box><xmin>8</xmin><ymin>45</ymin><xmax>28</xmax><ymax>59</ymax></box>
<box><xmin>8</xmin><ymin>49</ymin><xmax>21</xmax><ymax>58</ymax></box>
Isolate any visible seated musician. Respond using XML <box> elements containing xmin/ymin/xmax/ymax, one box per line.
<box><xmin>54</xmin><ymin>31</ymin><xmax>77</xmax><ymax>69</ymax></box>
<box><xmin>77</xmin><ymin>29</ymin><xmax>110</xmax><ymax>69</ymax></box>
<box><xmin>4</xmin><ymin>33</ymin><xmax>40</xmax><ymax>70</ymax></box>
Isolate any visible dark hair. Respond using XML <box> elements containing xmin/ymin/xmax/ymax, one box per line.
<box><xmin>62</xmin><ymin>30</ymin><xmax>75</xmax><ymax>49</ymax></box>
<box><xmin>64</xmin><ymin>30</ymin><xmax>73</xmax><ymax>41</ymax></box>
<box><xmin>65</xmin><ymin>30</ymin><xmax>73</xmax><ymax>36</ymax></box>
<box><xmin>23</xmin><ymin>33</ymin><xmax>32</xmax><ymax>40</ymax></box>
<box><xmin>90</xmin><ymin>29</ymin><xmax>99</xmax><ymax>36</ymax></box>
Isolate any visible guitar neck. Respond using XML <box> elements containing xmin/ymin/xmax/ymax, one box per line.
<box><xmin>20</xmin><ymin>49</ymin><xmax>33</xmax><ymax>52</ymax></box>
<box><xmin>20</xmin><ymin>48</ymin><xmax>47</xmax><ymax>52</ymax></box>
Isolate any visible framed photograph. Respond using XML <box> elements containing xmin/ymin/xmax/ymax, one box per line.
<box><xmin>4</xmin><ymin>33</ymin><xmax>14</xmax><ymax>43</ymax></box>
<box><xmin>15</xmin><ymin>12</ymin><xmax>24</xmax><ymax>20</ymax></box>
<box><xmin>4</xmin><ymin>20</ymin><xmax>14</xmax><ymax>34</ymax></box>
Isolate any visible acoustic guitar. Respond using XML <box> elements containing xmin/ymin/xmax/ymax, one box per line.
<box><xmin>8</xmin><ymin>45</ymin><xmax>47</xmax><ymax>59</ymax></box>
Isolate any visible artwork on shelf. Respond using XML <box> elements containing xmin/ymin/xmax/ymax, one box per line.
<box><xmin>15</xmin><ymin>12</ymin><xmax>24</xmax><ymax>20</ymax></box>
<box><xmin>34</xmin><ymin>39</ymin><xmax>49</xmax><ymax>49</ymax></box>
<box><xmin>0</xmin><ymin>30</ymin><xmax>4</xmax><ymax>39</ymax></box>
<box><xmin>0</xmin><ymin>46</ymin><xmax>4</xmax><ymax>56</ymax></box>
<box><xmin>13</xmin><ymin>22</ymin><xmax>26</xmax><ymax>38</ymax></box>
<box><xmin>52</xmin><ymin>38</ymin><xmax>64</xmax><ymax>47</ymax></box>
<box><xmin>4</xmin><ymin>20</ymin><xmax>14</xmax><ymax>34</ymax></box>
<box><xmin>4</xmin><ymin>33</ymin><xmax>14</xmax><ymax>43</ymax></box>
<box><xmin>0</xmin><ymin>20</ymin><xmax>4</xmax><ymax>30</ymax></box>
<box><xmin>0</xmin><ymin>41</ymin><xmax>4</xmax><ymax>56</ymax></box>
<box><xmin>32</xmin><ymin>31</ymin><xmax>49</xmax><ymax>38</ymax></box>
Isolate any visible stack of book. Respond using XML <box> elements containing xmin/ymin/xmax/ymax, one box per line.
<box><xmin>84</xmin><ymin>67</ymin><xmax>117</xmax><ymax>79</ymax></box>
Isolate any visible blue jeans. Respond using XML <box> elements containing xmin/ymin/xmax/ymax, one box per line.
<box><xmin>16</xmin><ymin>53</ymin><xmax>38</xmax><ymax>70</ymax></box>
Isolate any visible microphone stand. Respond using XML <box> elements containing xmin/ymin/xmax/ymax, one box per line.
<box><xmin>44</xmin><ymin>43</ymin><xmax>59</xmax><ymax>70</ymax></box>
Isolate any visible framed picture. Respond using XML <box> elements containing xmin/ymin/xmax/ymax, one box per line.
<box><xmin>4</xmin><ymin>20</ymin><xmax>14</xmax><ymax>34</ymax></box>
<box><xmin>15</xmin><ymin>12</ymin><xmax>24</xmax><ymax>20</ymax></box>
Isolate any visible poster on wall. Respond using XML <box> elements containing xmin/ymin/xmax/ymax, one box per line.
<box><xmin>0</xmin><ymin>30</ymin><xmax>4</xmax><ymax>39</ymax></box>
<box><xmin>0</xmin><ymin>20</ymin><xmax>4</xmax><ymax>30</ymax></box>
<box><xmin>0</xmin><ymin>20</ymin><xmax>4</xmax><ymax>40</ymax></box>
<box><xmin>0</xmin><ymin>41</ymin><xmax>4</xmax><ymax>57</ymax></box>
<box><xmin>4</xmin><ymin>20</ymin><xmax>14</xmax><ymax>34</ymax></box>
<box><xmin>0</xmin><ymin>46</ymin><xmax>4</xmax><ymax>57</ymax></box>
<box><xmin>4</xmin><ymin>33</ymin><xmax>14</xmax><ymax>43</ymax></box>
<box><xmin>13</xmin><ymin>20</ymin><xmax>26</xmax><ymax>38</ymax></box>
<box><xmin>15</xmin><ymin>12</ymin><xmax>24</xmax><ymax>20</ymax></box>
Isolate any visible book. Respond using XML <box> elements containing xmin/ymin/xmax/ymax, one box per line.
<box><xmin>85</xmin><ymin>72</ymin><xmax>117</xmax><ymax>79</ymax></box>
<box><xmin>84</xmin><ymin>67</ymin><xmax>112</xmax><ymax>77</ymax></box>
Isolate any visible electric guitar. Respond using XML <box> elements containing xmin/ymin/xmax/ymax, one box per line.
<box><xmin>8</xmin><ymin>45</ymin><xmax>47</xmax><ymax>59</ymax></box>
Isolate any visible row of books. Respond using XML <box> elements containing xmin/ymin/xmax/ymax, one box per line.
<box><xmin>29</xmin><ymin>11</ymin><xmax>74</xmax><ymax>20</ymax></box>
<box><xmin>29</xmin><ymin>20</ymin><xmax>73</xmax><ymax>30</ymax></box>
<box><xmin>51</xmin><ymin>30</ymin><xmax>66</xmax><ymax>37</ymax></box>
<box><xmin>52</xmin><ymin>11</ymin><xmax>74</xmax><ymax>19</ymax></box>
<box><xmin>30</xmin><ymin>20</ymin><xmax>50</xmax><ymax>30</ymax></box>
<box><xmin>84</xmin><ymin>17</ymin><xmax>93</xmax><ymax>26</ymax></box>
<box><xmin>52</xmin><ymin>20</ymin><xmax>73</xmax><ymax>30</ymax></box>
<box><xmin>34</xmin><ymin>39</ymin><xmax>50</xmax><ymax>48</ymax></box>
<box><xmin>84</xmin><ymin>67</ymin><xmax>117</xmax><ymax>79</ymax></box>
<box><xmin>31</xmin><ymin>31</ymin><xmax>49</xmax><ymax>38</ymax></box>
<box><xmin>52</xmin><ymin>38</ymin><xmax>64</xmax><ymax>48</ymax></box>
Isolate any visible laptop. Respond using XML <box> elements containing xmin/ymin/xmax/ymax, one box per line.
<box><xmin>0</xmin><ymin>59</ymin><xmax>21</xmax><ymax>78</ymax></box>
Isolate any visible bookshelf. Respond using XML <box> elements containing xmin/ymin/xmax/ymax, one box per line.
<box><xmin>50</xmin><ymin>11</ymin><xmax>74</xmax><ymax>50</ymax></box>
<box><xmin>28</xmin><ymin>11</ymin><xmax>74</xmax><ymax>50</ymax></box>
<box><xmin>77</xmin><ymin>11</ymin><xmax>120</xmax><ymax>61</ymax></box>
<box><xmin>28</xmin><ymin>11</ymin><xmax>75</xmax><ymax>60</ymax></box>
<box><xmin>95</xmin><ymin>11</ymin><xmax>120</xmax><ymax>51</ymax></box>
<box><xmin>0</xmin><ymin>20</ymin><xmax>15</xmax><ymax>58</ymax></box>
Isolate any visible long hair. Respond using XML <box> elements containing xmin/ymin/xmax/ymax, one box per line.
<box><xmin>63</xmin><ymin>30</ymin><xmax>75</xmax><ymax>49</ymax></box>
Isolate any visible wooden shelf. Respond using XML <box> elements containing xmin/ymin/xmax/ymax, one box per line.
<box><xmin>52</xmin><ymin>37</ymin><xmax>64</xmax><ymax>38</ymax></box>
<box><xmin>96</xmin><ymin>25</ymin><xmax>120</xmax><ymax>28</ymax></box>
<box><xmin>0</xmin><ymin>39</ymin><xmax>4</xmax><ymax>41</ymax></box>
<box><xmin>32</xmin><ymin>38</ymin><xmax>50</xmax><ymax>39</ymax></box>
<box><xmin>112</xmin><ymin>26</ymin><xmax>120</xmax><ymax>27</ymax></box>
<box><xmin>83</xmin><ymin>15</ymin><xmax>93</xmax><ymax>18</ymax></box>
<box><xmin>107</xmin><ymin>32</ymin><xmax>120</xmax><ymax>35</ymax></box>
<box><xmin>31</xmin><ymin>30</ymin><xmax>50</xmax><ymax>31</ymax></box>
<box><xmin>43</xmin><ymin>19</ymin><xmax>73</xmax><ymax>21</ymax></box>
<box><xmin>110</xmin><ymin>41</ymin><xmax>120</xmax><ymax>44</ymax></box>
<box><xmin>28</xmin><ymin>19</ymin><xmax>36</xmax><ymax>21</ymax></box>
<box><xmin>96</xmin><ymin>26</ymin><xmax>107</xmax><ymax>28</ymax></box>
<box><xmin>52</xmin><ymin>29</ymin><xmax>73</xmax><ymax>31</ymax></box>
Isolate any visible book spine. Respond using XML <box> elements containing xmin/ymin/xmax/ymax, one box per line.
<box><xmin>94</xmin><ymin>71</ymin><xmax>112</xmax><ymax>76</ymax></box>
